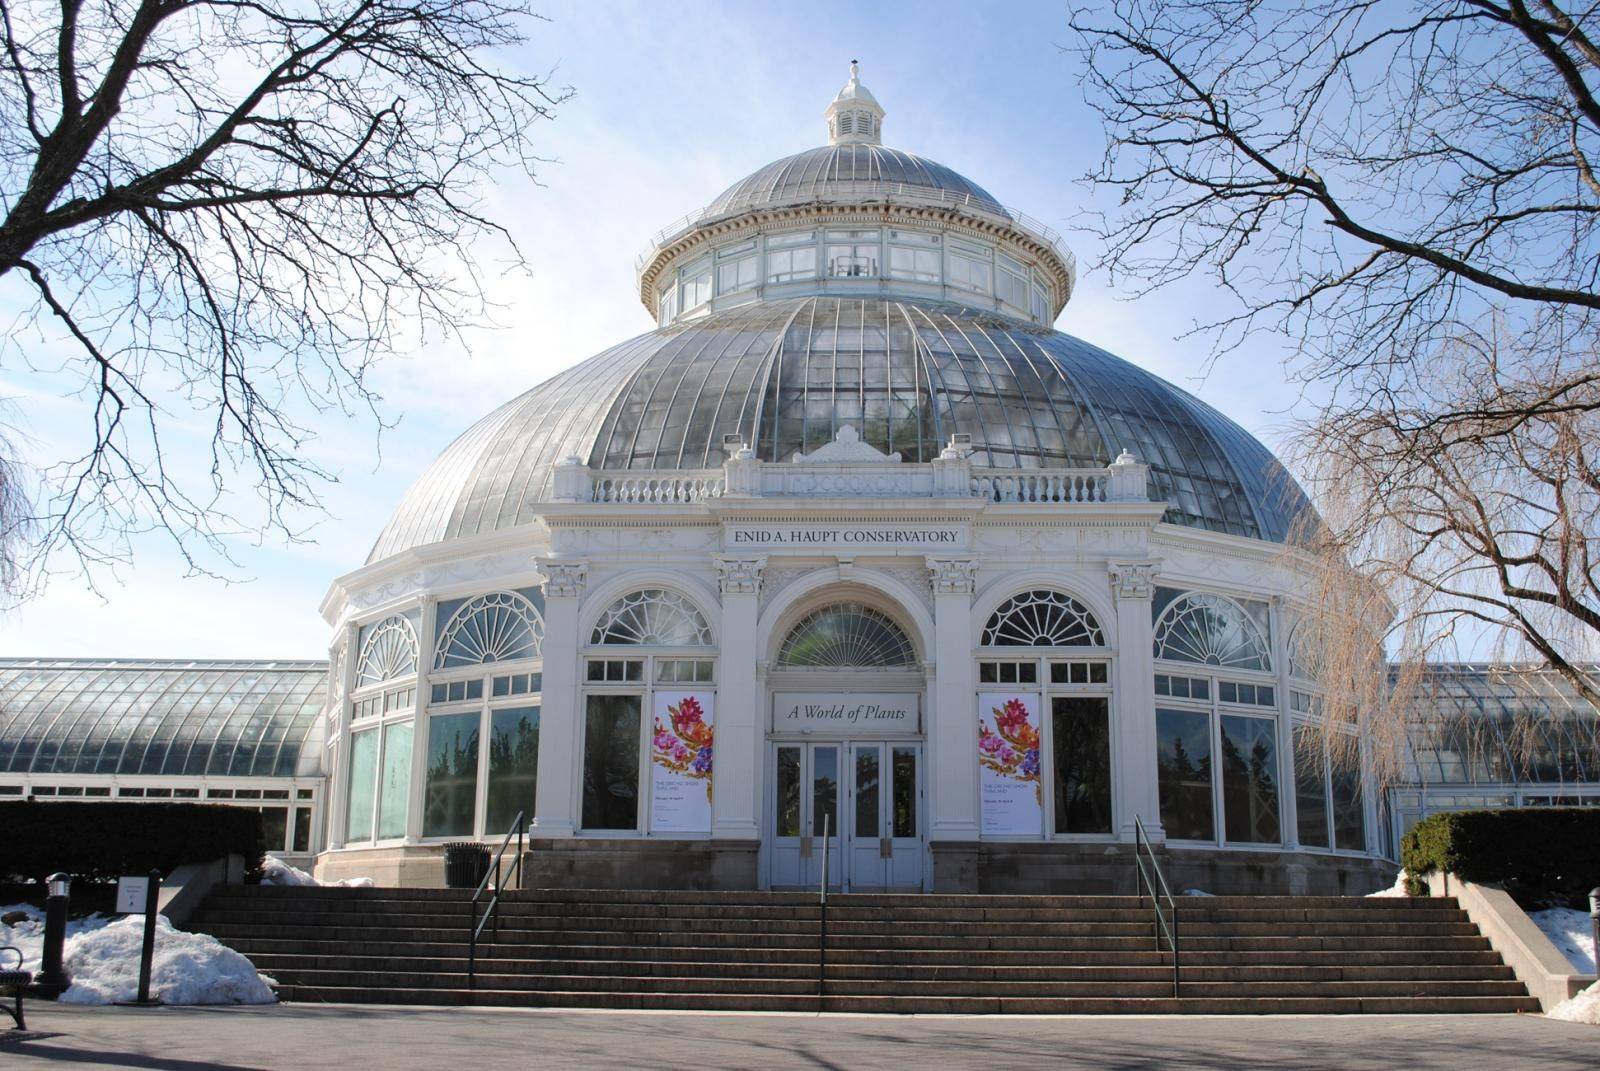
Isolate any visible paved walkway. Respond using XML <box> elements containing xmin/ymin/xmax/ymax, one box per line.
<box><xmin>2</xmin><ymin>1003</ymin><xmax>1596</xmax><ymax>1069</ymax></box>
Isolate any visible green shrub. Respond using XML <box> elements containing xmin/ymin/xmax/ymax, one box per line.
<box><xmin>0</xmin><ymin>801</ymin><xmax>265</xmax><ymax>884</ymax></box>
<box><xmin>1401</xmin><ymin>808</ymin><xmax>1600</xmax><ymax>907</ymax></box>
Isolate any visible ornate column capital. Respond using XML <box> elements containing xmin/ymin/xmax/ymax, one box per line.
<box><xmin>715</xmin><ymin>556</ymin><xmax>766</xmax><ymax>596</ymax></box>
<box><xmin>1108</xmin><ymin>560</ymin><xmax>1159</xmax><ymax>601</ymax></box>
<box><xmin>926</xmin><ymin>556</ymin><xmax>979</xmax><ymax>596</ymax></box>
<box><xmin>537</xmin><ymin>558</ymin><xmax>588</xmax><ymax>599</ymax></box>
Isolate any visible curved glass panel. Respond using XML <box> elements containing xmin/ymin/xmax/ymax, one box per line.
<box><xmin>777</xmin><ymin>604</ymin><xmax>916</xmax><ymax>668</ymax></box>
<box><xmin>701</xmin><ymin>145</ymin><xmax>1004</xmax><ymax>219</ymax></box>
<box><xmin>1286</xmin><ymin>622</ymin><xmax>1317</xmax><ymax>682</ymax></box>
<box><xmin>1404</xmin><ymin>665</ymin><xmax>1600</xmax><ymax>785</ymax></box>
<box><xmin>370</xmin><ymin>298</ymin><xmax>1312</xmax><ymax>562</ymax></box>
<box><xmin>435</xmin><ymin>592</ymin><xmax>545</xmax><ymax>669</ymax></box>
<box><xmin>590</xmin><ymin>589</ymin><xmax>712</xmax><ymax>647</ymax></box>
<box><xmin>0</xmin><ymin>659</ymin><xmax>325</xmax><ymax>777</ymax></box>
<box><xmin>982</xmin><ymin>591</ymin><xmax>1104</xmax><ymax>647</ymax></box>
<box><xmin>356</xmin><ymin>616</ymin><xmax>418</xmax><ymax>687</ymax></box>
<box><xmin>1153</xmin><ymin>593</ymin><xmax>1272</xmax><ymax>672</ymax></box>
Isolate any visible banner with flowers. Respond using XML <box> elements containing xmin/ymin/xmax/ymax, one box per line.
<box><xmin>649</xmin><ymin>691</ymin><xmax>714</xmax><ymax>833</ymax></box>
<box><xmin>978</xmin><ymin>692</ymin><xmax>1042</xmax><ymax>836</ymax></box>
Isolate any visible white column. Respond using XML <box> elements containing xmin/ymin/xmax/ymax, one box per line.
<box><xmin>712</xmin><ymin>557</ymin><xmax>764</xmax><ymax>840</ymax></box>
<box><xmin>927</xmin><ymin>558</ymin><xmax>980</xmax><ymax>840</ymax></box>
<box><xmin>1109</xmin><ymin>561</ymin><xmax>1162</xmax><ymax>841</ymax></box>
<box><xmin>533</xmin><ymin>559</ymin><xmax>587</xmax><ymax>838</ymax></box>
<box><xmin>325</xmin><ymin>620</ymin><xmax>360</xmax><ymax>851</ymax></box>
<box><xmin>405</xmin><ymin>595</ymin><xmax>435</xmax><ymax>842</ymax></box>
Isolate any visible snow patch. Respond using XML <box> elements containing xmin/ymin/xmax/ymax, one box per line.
<box><xmin>1531</xmin><ymin>908</ymin><xmax>1597</xmax><ymax>975</ymax></box>
<box><xmin>1181</xmin><ymin>888</ymin><xmax>1214</xmax><ymax>897</ymax></box>
<box><xmin>58</xmin><ymin>915</ymin><xmax>276</xmax><ymax>1005</ymax></box>
<box><xmin>1548</xmin><ymin>980</ymin><xmax>1600</xmax><ymax>1025</ymax></box>
<box><xmin>3</xmin><ymin>902</ymin><xmax>275</xmax><ymax>1006</ymax></box>
<box><xmin>1</xmin><ymin>903</ymin><xmax>113</xmax><ymax>974</ymax></box>
<box><xmin>1366</xmin><ymin>871</ymin><xmax>1412</xmax><ymax>898</ymax></box>
<box><xmin>260</xmin><ymin>856</ymin><xmax>373</xmax><ymax>888</ymax></box>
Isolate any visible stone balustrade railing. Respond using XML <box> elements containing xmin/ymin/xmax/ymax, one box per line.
<box><xmin>554</xmin><ymin>446</ymin><xmax>1152</xmax><ymax>507</ymax></box>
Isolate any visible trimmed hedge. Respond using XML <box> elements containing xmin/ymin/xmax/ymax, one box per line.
<box><xmin>0</xmin><ymin>800</ymin><xmax>265</xmax><ymax>884</ymax></box>
<box><xmin>1401</xmin><ymin>807</ymin><xmax>1600</xmax><ymax>906</ymax></box>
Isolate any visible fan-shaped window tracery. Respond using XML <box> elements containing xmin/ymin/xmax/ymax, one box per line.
<box><xmin>356</xmin><ymin>616</ymin><xmax>418</xmax><ymax>687</ymax></box>
<box><xmin>590</xmin><ymin>589</ymin><xmax>712</xmax><ymax>647</ymax></box>
<box><xmin>1153</xmin><ymin>593</ymin><xmax>1271</xmax><ymax>673</ymax></box>
<box><xmin>435</xmin><ymin>592</ymin><xmax>545</xmax><ymax>669</ymax></box>
<box><xmin>981</xmin><ymin>590</ymin><xmax>1104</xmax><ymax>648</ymax></box>
<box><xmin>777</xmin><ymin>604</ymin><xmax>916</xmax><ymax>668</ymax></box>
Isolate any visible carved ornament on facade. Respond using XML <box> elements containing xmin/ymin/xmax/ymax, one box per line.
<box><xmin>715</xmin><ymin>557</ymin><xmax>766</xmax><ymax>595</ymax></box>
<box><xmin>1108</xmin><ymin>560</ymin><xmax>1159</xmax><ymax>601</ymax></box>
<box><xmin>537</xmin><ymin>559</ymin><xmax>589</xmax><ymax>598</ymax></box>
<box><xmin>927</xmin><ymin>557</ymin><xmax>980</xmax><ymax>596</ymax></box>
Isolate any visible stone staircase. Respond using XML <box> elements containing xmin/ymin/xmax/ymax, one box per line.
<box><xmin>190</xmin><ymin>886</ymin><xmax>1538</xmax><ymax>1014</ymax></box>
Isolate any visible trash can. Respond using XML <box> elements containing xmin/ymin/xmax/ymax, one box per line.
<box><xmin>443</xmin><ymin>843</ymin><xmax>491</xmax><ymax>889</ymax></box>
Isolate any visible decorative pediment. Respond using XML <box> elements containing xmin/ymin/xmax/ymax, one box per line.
<box><xmin>791</xmin><ymin>424</ymin><xmax>901</xmax><ymax>464</ymax></box>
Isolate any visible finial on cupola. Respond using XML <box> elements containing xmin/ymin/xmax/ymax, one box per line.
<box><xmin>826</xmin><ymin>60</ymin><xmax>884</xmax><ymax>147</ymax></box>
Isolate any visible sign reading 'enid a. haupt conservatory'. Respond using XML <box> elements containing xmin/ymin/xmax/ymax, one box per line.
<box><xmin>728</xmin><ymin>525</ymin><xmax>964</xmax><ymax>548</ymax></box>
<box><xmin>772</xmin><ymin>693</ymin><xmax>920</xmax><ymax>735</ymax></box>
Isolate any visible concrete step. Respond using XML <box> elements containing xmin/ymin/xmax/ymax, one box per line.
<box><xmin>269</xmin><ymin>984</ymin><xmax>1539</xmax><ymax>1016</ymax></box>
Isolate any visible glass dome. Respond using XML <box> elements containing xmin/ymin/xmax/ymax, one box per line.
<box><xmin>699</xmin><ymin>144</ymin><xmax>1005</xmax><ymax>221</ymax></box>
<box><xmin>370</xmin><ymin>296</ymin><xmax>1310</xmax><ymax>561</ymax></box>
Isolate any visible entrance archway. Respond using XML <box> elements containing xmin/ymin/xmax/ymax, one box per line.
<box><xmin>762</xmin><ymin>592</ymin><xmax>926</xmax><ymax>891</ymax></box>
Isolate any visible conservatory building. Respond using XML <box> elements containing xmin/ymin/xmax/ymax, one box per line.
<box><xmin>313</xmin><ymin>66</ymin><xmax>1391</xmax><ymax>894</ymax></box>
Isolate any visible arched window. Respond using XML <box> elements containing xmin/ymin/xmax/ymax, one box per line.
<box><xmin>435</xmin><ymin>592</ymin><xmax>545</xmax><ymax>669</ymax></box>
<box><xmin>777</xmin><ymin>603</ymin><xmax>916</xmax><ymax>668</ymax></box>
<box><xmin>982</xmin><ymin>590</ymin><xmax>1104</xmax><ymax>647</ymax></box>
<box><xmin>590</xmin><ymin>589</ymin><xmax>712</xmax><ymax>647</ymax></box>
<box><xmin>356</xmin><ymin>615</ymin><xmax>418</xmax><ymax>687</ymax></box>
<box><xmin>1286</xmin><ymin>622</ymin><xmax>1317</xmax><ymax>682</ymax></box>
<box><xmin>1153</xmin><ymin>593</ymin><xmax>1271</xmax><ymax>672</ymax></box>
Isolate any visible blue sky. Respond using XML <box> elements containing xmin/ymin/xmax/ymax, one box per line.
<box><xmin>0</xmin><ymin>0</ymin><xmax>1305</xmax><ymax>658</ymax></box>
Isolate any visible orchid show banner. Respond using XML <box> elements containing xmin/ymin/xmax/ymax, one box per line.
<box><xmin>649</xmin><ymin>691</ymin><xmax>714</xmax><ymax>833</ymax></box>
<box><xmin>978</xmin><ymin>692</ymin><xmax>1042</xmax><ymax>836</ymax></box>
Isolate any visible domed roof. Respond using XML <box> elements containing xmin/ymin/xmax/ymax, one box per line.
<box><xmin>698</xmin><ymin>144</ymin><xmax>1005</xmax><ymax>221</ymax></box>
<box><xmin>370</xmin><ymin>298</ymin><xmax>1308</xmax><ymax>562</ymax></box>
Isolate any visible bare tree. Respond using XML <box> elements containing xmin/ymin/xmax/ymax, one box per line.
<box><xmin>0</xmin><ymin>0</ymin><xmax>568</xmax><ymax>596</ymax></box>
<box><xmin>1067</xmin><ymin>1</ymin><xmax>1600</xmax><ymax>769</ymax></box>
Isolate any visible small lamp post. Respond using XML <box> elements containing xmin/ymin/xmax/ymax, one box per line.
<box><xmin>32</xmin><ymin>872</ymin><xmax>70</xmax><ymax>998</ymax></box>
<box><xmin>1588</xmin><ymin>887</ymin><xmax>1599</xmax><ymax>975</ymax></box>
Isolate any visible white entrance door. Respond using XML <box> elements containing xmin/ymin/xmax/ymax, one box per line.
<box><xmin>768</xmin><ymin>741</ymin><xmax>923</xmax><ymax>890</ymax></box>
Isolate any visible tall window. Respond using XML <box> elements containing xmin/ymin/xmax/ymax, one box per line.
<box><xmin>346</xmin><ymin>614</ymin><xmax>419</xmax><ymax>843</ymax></box>
<box><xmin>980</xmin><ymin>590</ymin><xmax>1112</xmax><ymax>837</ymax></box>
<box><xmin>582</xmin><ymin>589</ymin><xmax>715</xmax><ymax>832</ymax></box>
<box><xmin>421</xmin><ymin>590</ymin><xmax>545</xmax><ymax>838</ymax></box>
<box><xmin>1288</xmin><ymin>623</ymin><xmax>1368</xmax><ymax>855</ymax></box>
<box><xmin>1153</xmin><ymin>589</ymin><xmax>1281</xmax><ymax>846</ymax></box>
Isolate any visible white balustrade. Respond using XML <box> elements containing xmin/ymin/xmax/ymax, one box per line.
<box><xmin>590</xmin><ymin>473</ymin><xmax>725</xmax><ymax>503</ymax></box>
<box><xmin>970</xmin><ymin>470</ymin><xmax>1109</xmax><ymax>504</ymax></box>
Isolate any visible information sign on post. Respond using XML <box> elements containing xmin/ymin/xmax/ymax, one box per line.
<box><xmin>115</xmin><ymin>875</ymin><xmax>151</xmax><ymax>915</ymax></box>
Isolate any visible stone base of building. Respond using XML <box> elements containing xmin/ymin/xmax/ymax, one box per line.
<box><xmin>314</xmin><ymin>844</ymin><xmax>446</xmax><ymax>888</ymax></box>
<box><xmin>521</xmin><ymin>838</ymin><xmax>761</xmax><ymax>891</ymax></box>
<box><xmin>930</xmin><ymin>841</ymin><xmax>1395</xmax><ymax>896</ymax></box>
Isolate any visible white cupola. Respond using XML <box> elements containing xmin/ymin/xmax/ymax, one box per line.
<box><xmin>825</xmin><ymin>60</ymin><xmax>884</xmax><ymax>146</ymax></box>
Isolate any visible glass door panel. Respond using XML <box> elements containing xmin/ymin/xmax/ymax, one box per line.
<box><xmin>887</xmin><ymin>745</ymin><xmax>922</xmax><ymax>888</ymax></box>
<box><xmin>810</xmin><ymin>744</ymin><xmax>842</xmax><ymax>889</ymax></box>
<box><xmin>849</xmin><ymin>743</ymin><xmax>887</xmax><ymax>889</ymax></box>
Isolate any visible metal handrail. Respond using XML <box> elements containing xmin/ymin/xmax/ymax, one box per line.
<box><xmin>817</xmin><ymin>812</ymin><xmax>829</xmax><ymax>1005</ymax></box>
<box><xmin>1133</xmin><ymin>815</ymin><xmax>1181</xmax><ymax>997</ymax></box>
<box><xmin>467</xmin><ymin>811</ymin><xmax>526</xmax><ymax>990</ymax></box>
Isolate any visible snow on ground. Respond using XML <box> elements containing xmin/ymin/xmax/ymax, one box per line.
<box><xmin>260</xmin><ymin>856</ymin><xmax>373</xmax><ymax>888</ymax></box>
<box><xmin>1366</xmin><ymin>871</ymin><xmax>1411</xmax><ymax>898</ymax></box>
<box><xmin>1</xmin><ymin>904</ymin><xmax>112</xmax><ymax>974</ymax></box>
<box><xmin>1548</xmin><ymin>980</ymin><xmax>1600</xmax><ymax>1025</ymax></box>
<box><xmin>1181</xmin><ymin>889</ymin><xmax>1214</xmax><ymax>897</ymax></box>
<box><xmin>58</xmin><ymin>915</ymin><xmax>275</xmax><ymax>1005</ymax></box>
<box><xmin>2</xmin><ymin>903</ymin><xmax>275</xmax><ymax>1005</ymax></box>
<box><xmin>1531</xmin><ymin>908</ymin><xmax>1597</xmax><ymax>975</ymax></box>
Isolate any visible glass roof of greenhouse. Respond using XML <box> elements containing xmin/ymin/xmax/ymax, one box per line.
<box><xmin>0</xmin><ymin>659</ymin><xmax>328</xmax><ymax>779</ymax></box>
<box><xmin>1404</xmin><ymin>664</ymin><xmax>1600</xmax><ymax>786</ymax></box>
